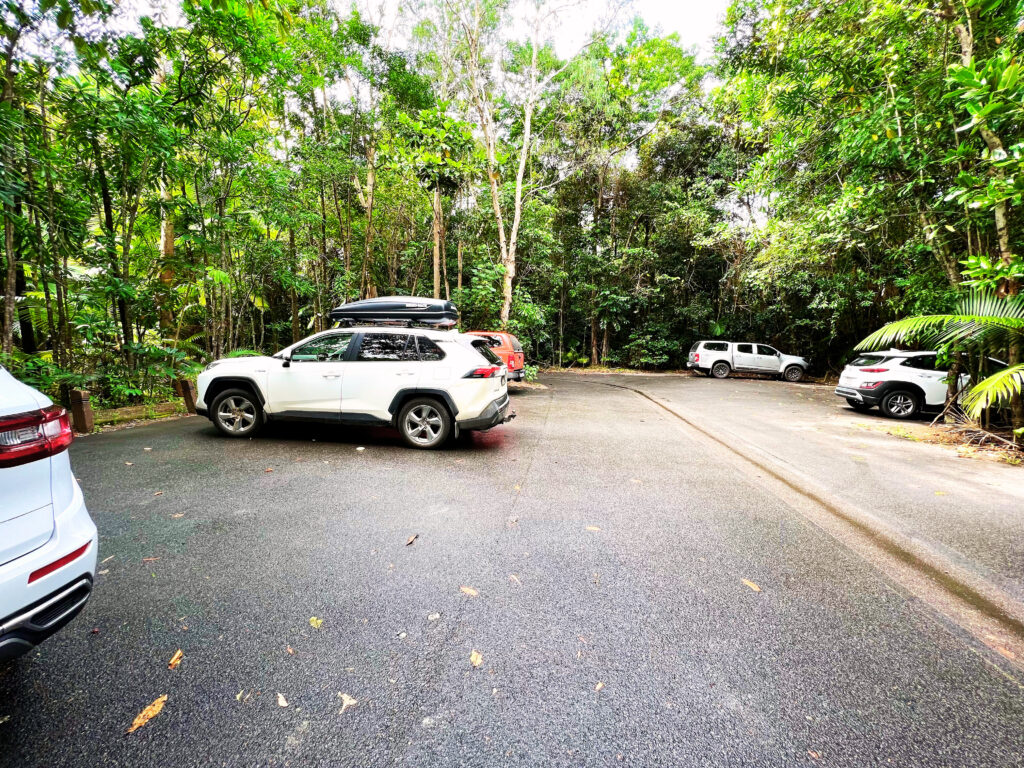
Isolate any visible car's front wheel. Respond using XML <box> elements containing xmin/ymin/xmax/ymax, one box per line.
<box><xmin>880</xmin><ymin>390</ymin><xmax>919</xmax><ymax>419</ymax></box>
<box><xmin>398</xmin><ymin>397</ymin><xmax>452</xmax><ymax>449</ymax></box>
<box><xmin>211</xmin><ymin>388</ymin><xmax>264</xmax><ymax>437</ymax></box>
<box><xmin>710</xmin><ymin>362</ymin><xmax>731</xmax><ymax>379</ymax></box>
<box><xmin>783</xmin><ymin>365</ymin><xmax>803</xmax><ymax>382</ymax></box>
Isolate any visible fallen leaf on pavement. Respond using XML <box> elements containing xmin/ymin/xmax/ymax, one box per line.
<box><xmin>127</xmin><ymin>695</ymin><xmax>167</xmax><ymax>733</ymax></box>
<box><xmin>153</xmin><ymin>491</ymin><xmax>164</xmax><ymax>497</ymax></box>
<box><xmin>143</xmin><ymin>447</ymin><xmax>152</xmax><ymax>452</ymax></box>
<box><xmin>808</xmin><ymin>750</ymin><xmax>821</xmax><ymax>760</ymax></box>
<box><xmin>124</xmin><ymin>462</ymin><xmax>134</xmax><ymax>466</ymax></box>
<box><xmin>236</xmin><ymin>690</ymin><xmax>243</xmax><ymax>701</ymax></box>
<box><xmin>98</xmin><ymin>569</ymin><xmax>109</xmax><ymax>575</ymax></box>
<box><xmin>309</xmin><ymin>617</ymin><xmax>323</xmax><ymax>629</ymax></box>
<box><xmin>286</xmin><ymin>646</ymin><xmax>295</xmax><ymax>655</ymax></box>
<box><xmin>585</xmin><ymin>526</ymin><xmax>601</xmax><ymax>532</ymax></box>
<box><xmin>460</xmin><ymin>586</ymin><xmax>478</xmax><ymax>597</ymax></box>
<box><xmin>338</xmin><ymin>693</ymin><xmax>358</xmax><ymax>713</ymax></box>
<box><xmin>470</xmin><ymin>650</ymin><xmax>483</xmax><ymax>668</ymax></box>
<box><xmin>264</xmin><ymin>468</ymin><xmax>273</xmax><ymax>473</ymax></box>
<box><xmin>101</xmin><ymin>555</ymin><xmax>115</xmax><ymax>564</ymax></box>
<box><xmin>509</xmin><ymin>574</ymin><xmax>521</xmax><ymax>585</ymax></box>
<box><xmin>142</xmin><ymin>557</ymin><xmax>160</xmax><ymax>563</ymax></box>
<box><xmin>934</xmin><ymin>490</ymin><xmax>947</xmax><ymax>496</ymax></box>
<box><xmin>171</xmin><ymin>513</ymin><xmax>184</xmax><ymax>518</ymax></box>
<box><xmin>406</xmin><ymin>534</ymin><xmax>419</xmax><ymax>546</ymax></box>
<box><xmin>277</xmin><ymin>693</ymin><xmax>288</xmax><ymax>707</ymax></box>
<box><xmin>742</xmin><ymin>579</ymin><xmax>761</xmax><ymax>592</ymax></box>
<box><xmin>594</xmin><ymin>681</ymin><xmax>605</xmax><ymax>692</ymax></box>
<box><xmin>428</xmin><ymin>612</ymin><xmax>441</xmax><ymax>621</ymax></box>
<box><xmin>91</xmin><ymin>628</ymin><xmax>100</xmax><ymax>634</ymax></box>
<box><xmin>168</xmin><ymin>650</ymin><xmax>183</xmax><ymax>670</ymax></box>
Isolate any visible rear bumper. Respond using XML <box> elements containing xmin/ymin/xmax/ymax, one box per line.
<box><xmin>508</xmin><ymin>369</ymin><xmax>525</xmax><ymax>381</ymax></box>
<box><xmin>0</xmin><ymin>481</ymin><xmax>97</xmax><ymax>661</ymax></box>
<box><xmin>458</xmin><ymin>393</ymin><xmax>514</xmax><ymax>430</ymax></box>
<box><xmin>834</xmin><ymin>386</ymin><xmax>881</xmax><ymax>406</ymax></box>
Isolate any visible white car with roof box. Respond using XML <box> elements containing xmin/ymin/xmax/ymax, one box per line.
<box><xmin>0</xmin><ymin>366</ymin><xmax>97</xmax><ymax>661</ymax></box>
<box><xmin>196</xmin><ymin>297</ymin><xmax>515</xmax><ymax>449</ymax></box>
<box><xmin>687</xmin><ymin>340</ymin><xmax>809</xmax><ymax>381</ymax></box>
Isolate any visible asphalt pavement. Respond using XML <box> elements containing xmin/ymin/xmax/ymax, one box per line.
<box><xmin>2</xmin><ymin>374</ymin><xmax>1023</xmax><ymax>767</ymax></box>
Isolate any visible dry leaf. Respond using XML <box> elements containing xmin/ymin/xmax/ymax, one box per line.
<box><xmin>585</xmin><ymin>525</ymin><xmax>601</xmax><ymax>532</ymax></box>
<box><xmin>460</xmin><ymin>586</ymin><xmax>479</xmax><ymax>597</ymax></box>
<box><xmin>594</xmin><ymin>681</ymin><xmax>605</xmax><ymax>692</ymax></box>
<box><xmin>309</xmin><ymin>617</ymin><xmax>323</xmax><ymax>629</ymax></box>
<box><xmin>143</xmin><ymin>447</ymin><xmax>152</xmax><ymax>451</ymax></box>
<box><xmin>742</xmin><ymin>579</ymin><xmax>761</xmax><ymax>592</ymax></box>
<box><xmin>168</xmin><ymin>649</ymin><xmax>183</xmax><ymax>670</ymax></box>
<box><xmin>264</xmin><ymin>468</ymin><xmax>273</xmax><ymax>473</ymax></box>
<box><xmin>406</xmin><ymin>534</ymin><xmax>419</xmax><ymax>546</ymax></box>
<box><xmin>470</xmin><ymin>650</ymin><xmax>483</xmax><ymax>668</ymax></box>
<box><xmin>142</xmin><ymin>557</ymin><xmax>160</xmax><ymax>563</ymax></box>
<box><xmin>934</xmin><ymin>490</ymin><xmax>947</xmax><ymax>496</ymax></box>
<box><xmin>277</xmin><ymin>693</ymin><xmax>288</xmax><ymax>707</ymax></box>
<box><xmin>153</xmin><ymin>491</ymin><xmax>164</xmax><ymax>497</ymax></box>
<box><xmin>808</xmin><ymin>750</ymin><xmax>821</xmax><ymax>760</ymax></box>
<box><xmin>338</xmin><ymin>693</ymin><xmax>358</xmax><ymax>713</ymax></box>
<box><xmin>286</xmin><ymin>646</ymin><xmax>295</xmax><ymax>655</ymax></box>
<box><xmin>428</xmin><ymin>612</ymin><xmax>441</xmax><ymax>621</ymax></box>
<box><xmin>98</xmin><ymin>569</ymin><xmax>109</xmax><ymax>575</ymax></box>
<box><xmin>127</xmin><ymin>694</ymin><xmax>167</xmax><ymax>733</ymax></box>
<box><xmin>101</xmin><ymin>555</ymin><xmax>115</xmax><ymax>564</ymax></box>
<box><xmin>236</xmin><ymin>689</ymin><xmax>243</xmax><ymax>701</ymax></box>
<box><xmin>124</xmin><ymin>462</ymin><xmax>134</xmax><ymax>466</ymax></box>
<box><xmin>170</xmin><ymin>513</ymin><xmax>184</xmax><ymax>519</ymax></box>
<box><xmin>509</xmin><ymin>574</ymin><xmax>521</xmax><ymax>585</ymax></box>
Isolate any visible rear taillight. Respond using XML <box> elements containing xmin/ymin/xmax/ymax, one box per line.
<box><xmin>859</xmin><ymin>368</ymin><xmax>888</xmax><ymax>373</ymax></box>
<box><xmin>0</xmin><ymin>406</ymin><xmax>74</xmax><ymax>469</ymax></box>
<box><xmin>861</xmin><ymin>381</ymin><xmax>883</xmax><ymax>390</ymax></box>
<box><xmin>28</xmin><ymin>542</ymin><xmax>90</xmax><ymax>584</ymax></box>
<box><xmin>465</xmin><ymin>366</ymin><xmax>501</xmax><ymax>379</ymax></box>
<box><xmin>694</xmin><ymin>353</ymin><xmax>700</xmax><ymax>362</ymax></box>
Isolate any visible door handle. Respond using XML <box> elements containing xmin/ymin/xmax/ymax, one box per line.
<box><xmin>321</xmin><ymin>374</ymin><xmax>340</xmax><ymax>379</ymax></box>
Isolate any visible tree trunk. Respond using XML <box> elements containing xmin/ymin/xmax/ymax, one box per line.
<box><xmin>15</xmin><ymin>260</ymin><xmax>36</xmax><ymax>353</ymax></box>
<box><xmin>158</xmin><ymin>176</ymin><xmax>175</xmax><ymax>331</ymax></box>
<box><xmin>457</xmin><ymin>240</ymin><xmax>463</xmax><ymax>292</ymax></box>
<box><xmin>289</xmin><ymin>226</ymin><xmax>300</xmax><ymax>343</ymax></box>
<box><xmin>432</xmin><ymin>183</ymin><xmax>442</xmax><ymax>299</ymax></box>
<box><xmin>360</xmin><ymin>146</ymin><xmax>377</xmax><ymax>298</ymax></box>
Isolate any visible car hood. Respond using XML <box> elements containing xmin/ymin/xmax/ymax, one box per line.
<box><xmin>204</xmin><ymin>355</ymin><xmax>278</xmax><ymax>372</ymax></box>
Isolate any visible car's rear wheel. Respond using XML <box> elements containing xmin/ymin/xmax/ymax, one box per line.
<box><xmin>783</xmin><ymin>365</ymin><xmax>803</xmax><ymax>382</ymax></box>
<box><xmin>880</xmin><ymin>390</ymin><xmax>919</xmax><ymax>419</ymax></box>
<box><xmin>711</xmin><ymin>362</ymin><xmax>731</xmax><ymax>379</ymax></box>
<box><xmin>398</xmin><ymin>397</ymin><xmax>452</xmax><ymax>449</ymax></box>
<box><xmin>211</xmin><ymin>388</ymin><xmax>264</xmax><ymax>437</ymax></box>
<box><xmin>845</xmin><ymin>398</ymin><xmax>873</xmax><ymax>413</ymax></box>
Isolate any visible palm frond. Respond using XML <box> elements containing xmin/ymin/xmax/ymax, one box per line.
<box><xmin>855</xmin><ymin>315</ymin><xmax>954</xmax><ymax>350</ymax></box>
<box><xmin>963</xmin><ymin>363</ymin><xmax>1024</xmax><ymax>418</ymax></box>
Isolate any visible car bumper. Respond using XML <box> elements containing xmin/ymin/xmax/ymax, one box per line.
<box><xmin>0</xmin><ymin>482</ymin><xmax>97</xmax><ymax>661</ymax></box>
<box><xmin>507</xmin><ymin>369</ymin><xmax>525</xmax><ymax>381</ymax></box>
<box><xmin>458</xmin><ymin>393</ymin><xmax>514</xmax><ymax>430</ymax></box>
<box><xmin>834</xmin><ymin>385</ymin><xmax>881</xmax><ymax>406</ymax></box>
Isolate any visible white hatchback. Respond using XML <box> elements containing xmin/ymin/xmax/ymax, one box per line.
<box><xmin>0</xmin><ymin>366</ymin><xmax>97</xmax><ymax>661</ymax></box>
<box><xmin>196</xmin><ymin>326</ymin><xmax>514</xmax><ymax>449</ymax></box>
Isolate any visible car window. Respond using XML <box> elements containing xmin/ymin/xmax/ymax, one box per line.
<box><xmin>758</xmin><ymin>345</ymin><xmax>778</xmax><ymax>356</ymax></box>
<box><xmin>416</xmin><ymin>336</ymin><xmax>446</xmax><ymax>361</ymax></box>
<box><xmin>689</xmin><ymin>342</ymin><xmax>700</xmax><ymax>355</ymax></box>
<box><xmin>736</xmin><ymin>343</ymin><xmax>753</xmax><ymax>354</ymax></box>
<box><xmin>290</xmin><ymin>333</ymin><xmax>354</xmax><ymax>362</ymax></box>
<box><xmin>483</xmin><ymin>336</ymin><xmax>503</xmax><ymax>348</ymax></box>
<box><xmin>850</xmin><ymin>354</ymin><xmax>888</xmax><ymax>367</ymax></box>
<box><xmin>902</xmin><ymin>355</ymin><xmax>937</xmax><ymax>371</ymax></box>
<box><xmin>356</xmin><ymin>334</ymin><xmax>416</xmax><ymax>361</ymax></box>
<box><xmin>510</xmin><ymin>337</ymin><xmax>523</xmax><ymax>353</ymax></box>
<box><xmin>703</xmin><ymin>342</ymin><xmax>728</xmax><ymax>352</ymax></box>
<box><xmin>470</xmin><ymin>340</ymin><xmax>502</xmax><ymax>365</ymax></box>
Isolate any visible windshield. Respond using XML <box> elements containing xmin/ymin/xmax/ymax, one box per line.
<box><xmin>849</xmin><ymin>354</ymin><xmax>888</xmax><ymax>367</ymax></box>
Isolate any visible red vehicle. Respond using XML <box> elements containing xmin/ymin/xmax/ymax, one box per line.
<box><xmin>465</xmin><ymin>331</ymin><xmax>526</xmax><ymax>381</ymax></box>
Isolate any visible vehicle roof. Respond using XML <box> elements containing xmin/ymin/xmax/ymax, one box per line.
<box><xmin>858</xmin><ymin>349</ymin><xmax>935</xmax><ymax>357</ymax></box>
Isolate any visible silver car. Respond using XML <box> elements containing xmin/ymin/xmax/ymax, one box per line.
<box><xmin>687</xmin><ymin>341</ymin><xmax>809</xmax><ymax>381</ymax></box>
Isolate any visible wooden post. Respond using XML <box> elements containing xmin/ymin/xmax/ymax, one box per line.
<box><xmin>69</xmin><ymin>389</ymin><xmax>94</xmax><ymax>434</ymax></box>
<box><xmin>177</xmin><ymin>379</ymin><xmax>197</xmax><ymax>414</ymax></box>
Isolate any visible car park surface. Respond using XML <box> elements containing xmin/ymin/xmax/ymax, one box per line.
<box><xmin>1</xmin><ymin>374</ymin><xmax>1023</xmax><ymax>767</ymax></box>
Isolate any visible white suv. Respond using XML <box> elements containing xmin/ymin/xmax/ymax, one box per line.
<box><xmin>834</xmin><ymin>350</ymin><xmax>967</xmax><ymax>419</ymax></box>
<box><xmin>0</xmin><ymin>366</ymin><xmax>97</xmax><ymax>661</ymax></box>
<box><xmin>196</xmin><ymin>326</ymin><xmax>513</xmax><ymax>449</ymax></box>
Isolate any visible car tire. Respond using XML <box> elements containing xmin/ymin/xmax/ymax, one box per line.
<box><xmin>398</xmin><ymin>397</ymin><xmax>452</xmax><ymax>449</ymax></box>
<box><xmin>783</xmin><ymin>365</ymin><xmax>803</xmax><ymax>383</ymax></box>
<box><xmin>845</xmin><ymin>398</ymin><xmax>873</xmax><ymax>413</ymax></box>
<box><xmin>710</xmin><ymin>362</ymin><xmax>731</xmax><ymax>379</ymax></box>
<box><xmin>211</xmin><ymin>388</ymin><xmax>264</xmax><ymax>437</ymax></box>
<box><xmin>880</xmin><ymin>390</ymin><xmax>920</xmax><ymax>420</ymax></box>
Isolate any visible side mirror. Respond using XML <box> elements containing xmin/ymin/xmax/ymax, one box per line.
<box><xmin>282</xmin><ymin>353</ymin><xmax>291</xmax><ymax>368</ymax></box>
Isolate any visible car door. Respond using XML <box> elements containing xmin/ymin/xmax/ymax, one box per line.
<box><xmin>733</xmin><ymin>343</ymin><xmax>758</xmax><ymax>370</ymax></box>
<box><xmin>902</xmin><ymin>355</ymin><xmax>947</xmax><ymax>406</ymax></box>
<box><xmin>756</xmin><ymin>345</ymin><xmax>783</xmax><ymax>372</ymax></box>
<box><xmin>264</xmin><ymin>332</ymin><xmax>353</xmax><ymax>417</ymax></box>
<box><xmin>341</xmin><ymin>333</ymin><xmax>420</xmax><ymax>421</ymax></box>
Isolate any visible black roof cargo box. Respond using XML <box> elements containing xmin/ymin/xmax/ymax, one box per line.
<box><xmin>329</xmin><ymin>296</ymin><xmax>459</xmax><ymax>327</ymax></box>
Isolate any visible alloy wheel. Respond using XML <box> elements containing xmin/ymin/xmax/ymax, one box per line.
<box><xmin>404</xmin><ymin>404</ymin><xmax>444</xmax><ymax>446</ymax></box>
<box><xmin>887</xmin><ymin>393</ymin><xmax>915</xmax><ymax>417</ymax></box>
<box><xmin>217</xmin><ymin>396</ymin><xmax>257</xmax><ymax>433</ymax></box>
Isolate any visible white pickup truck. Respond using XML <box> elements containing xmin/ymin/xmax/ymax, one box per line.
<box><xmin>687</xmin><ymin>341</ymin><xmax>809</xmax><ymax>381</ymax></box>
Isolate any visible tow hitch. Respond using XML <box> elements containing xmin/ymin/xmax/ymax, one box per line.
<box><xmin>503</xmin><ymin>410</ymin><xmax>517</xmax><ymax>423</ymax></box>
